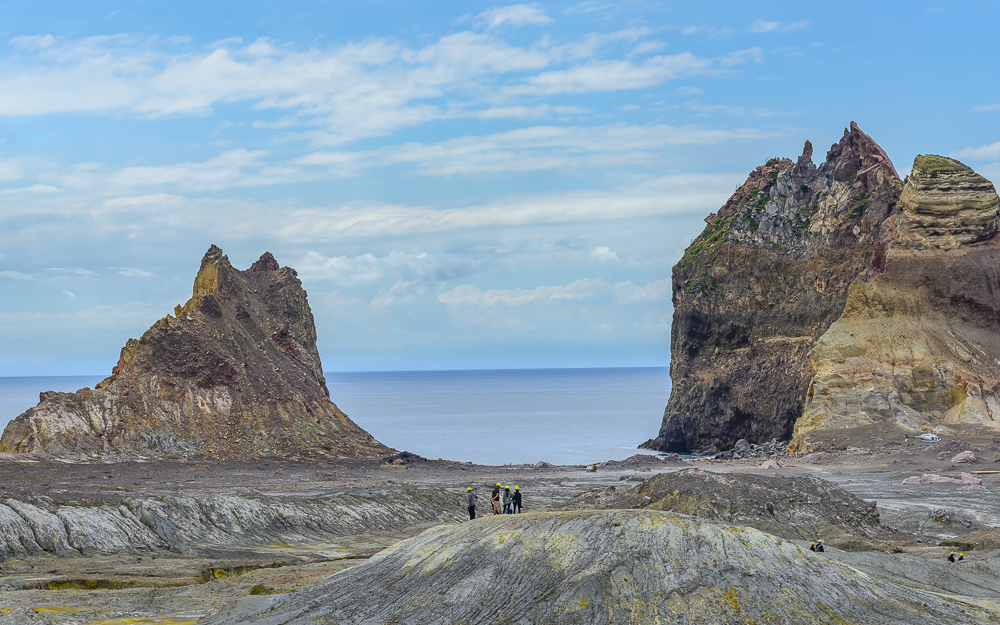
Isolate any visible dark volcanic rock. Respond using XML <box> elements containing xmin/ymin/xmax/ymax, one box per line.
<box><xmin>606</xmin><ymin>468</ymin><xmax>891</xmax><ymax>551</ymax></box>
<box><xmin>642</xmin><ymin>123</ymin><xmax>901</xmax><ymax>452</ymax></box>
<box><xmin>0</xmin><ymin>245</ymin><xmax>391</xmax><ymax>460</ymax></box>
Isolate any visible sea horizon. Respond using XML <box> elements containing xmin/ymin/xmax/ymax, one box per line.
<box><xmin>0</xmin><ymin>366</ymin><xmax>670</xmax><ymax>465</ymax></box>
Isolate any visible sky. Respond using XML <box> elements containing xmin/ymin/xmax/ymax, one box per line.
<box><xmin>0</xmin><ymin>1</ymin><xmax>999</xmax><ymax>376</ymax></box>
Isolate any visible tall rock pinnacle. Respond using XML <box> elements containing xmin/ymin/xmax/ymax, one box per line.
<box><xmin>0</xmin><ymin>246</ymin><xmax>392</xmax><ymax>460</ymax></box>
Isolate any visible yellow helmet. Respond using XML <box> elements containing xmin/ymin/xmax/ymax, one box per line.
<box><xmin>467</xmin><ymin>487</ymin><xmax>472</xmax><ymax>492</ymax></box>
<box><xmin>951</xmin><ymin>551</ymin><xmax>956</xmax><ymax>555</ymax></box>
<box><xmin>817</xmin><ymin>540</ymin><xmax>822</xmax><ymax>543</ymax></box>
<box><xmin>960</xmin><ymin>553</ymin><xmax>964</xmax><ymax>557</ymax></box>
<box><xmin>496</xmin><ymin>483</ymin><xmax>501</xmax><ymax>487</ymax></box>
<box><xmin>505</xmin><ymin>485</ymin><xmax>510</xmax><ymax>489</ymax></box>
<box><xmin>515</xmin><ymin>486</ymin><xmax>519</xmax><ymax>491</ymax></box>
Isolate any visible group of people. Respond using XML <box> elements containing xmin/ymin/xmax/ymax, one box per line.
<box><xmin>465</xmin><ymin>483</ymin><xmax>522</xmax><ymax>520</ymax></box>
<box><xmin>809</xmin><ymin>540</ymin><xmax>824</xmax><ymax>552</ymax></box>
<box><xmin>948</xmin><ymin>551</ymin><xmax>965</xmax><ymax>562</ymax></box>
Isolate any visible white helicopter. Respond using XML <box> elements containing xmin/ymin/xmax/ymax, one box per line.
<box><xmin>904</xmin><ymin>432</ymin><xmax>941</xmax><ymax>444</ymax></box>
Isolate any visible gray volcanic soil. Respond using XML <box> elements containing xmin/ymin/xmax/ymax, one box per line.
<box><xmin>1</xmin><ymin>436</ymin><xmax>1000</xmax><ymax>623</ymax></box>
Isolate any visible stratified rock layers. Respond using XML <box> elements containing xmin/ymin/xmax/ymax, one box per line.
<box><xmin>795</xmin><ymin>156</ymin><xmax>1000</xmax><ymax>442</ymax></box>
<box><xmin>645</xmin><ymin>128</ymin><xmax>1000</xmax><ymax>452</ymax></box>
<box><xmin>644</xmin><ymin>123</ymin><xmax>901</xmax><ymax>451</ymax></box>
<box><xmin>0</xmin><ymin>245</ymin><xmax>391</xmax><ymax>459</ymax></box>
<box><xmin>201</xmin><ymin>510</ymin><xmax>997</xmax><ymax>625</ymax></box>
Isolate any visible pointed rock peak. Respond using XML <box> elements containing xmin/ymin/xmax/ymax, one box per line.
<box><xmin>202</xmin><ymin>244</ymin><xmax>224</xmax><ymax>264</ymax></box>
<box><xmin>249</xmin><ymin>251</ymin><xmax>280</xmax><ymax>272</ymax></box>
<box><xmin>799</xmin><ymin>140</ymin><xmax>813</xmax><ymax>164</ymax></box>
<box><xmin>827</xmin><ymin>121</ymin><xmax>899</xmax><ymax>183</ymax></box>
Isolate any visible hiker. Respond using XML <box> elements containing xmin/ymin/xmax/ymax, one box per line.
<box><xmin>502</xmin><ymin>485</ymin><xmax>512</xmax><ymax>514</ymax></box>
<box><xmin>512</xmin><ymin>485</ymin><xmax>522</xmax><ymax>513</ymax></box>
<box><xmin>491</xmin><ymin>483</ymin><xmax>502</xmax><ymax>515</ymax></box>
<box><xmin>809</xmin><ymin>542</ymin><xmax>816</xmax><ymax>552</ymax></box>
<box><xmin>466</xmin><ymin>487</ymin><xmax>477</xmax><ymax>521</ymax></box>
<box><xmin>815</xmin><ymin>540</ymin><xmax>824</xmax><ymax>552</ymax></box>
<box><xmin>948</xmin><ymin>551</ymin><xmax>956</xmax><ymax>562</ymax></box>
<box><xmin>959</xmin><ymin>553</ymin><xmax>965</xmax><ymax>561</ymax></box>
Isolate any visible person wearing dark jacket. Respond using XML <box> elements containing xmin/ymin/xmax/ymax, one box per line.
<box><xmin>491</xmin><ymin>483</ymin><xmax>502</xmax><ymax>515</ymax></box>
<box><xmin>512</xmin><ymin>486</ymin><xmax>522</xmax><ymax>513</ymax></box>
<box><xmin>466</xmin><ymin>487</ymin><xmax>477</xmax><ymax>520</ymax></box>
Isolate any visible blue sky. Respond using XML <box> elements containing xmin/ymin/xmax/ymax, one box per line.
<box><xmin>0</xmin><ymin>1</ymin><xmax>998</xmax><ymax>375</ymax></box>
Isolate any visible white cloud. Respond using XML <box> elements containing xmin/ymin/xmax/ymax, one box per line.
<box><xmin>296</xmin><ymin>250</ymin><xmax>483</xmax><ymax>288</ymax></box>
<box><xmin>439</xmin><ymin>278</ymin><xmax>609</xmax><ymax>307</ymax></box>
<box><xmin>719</xmin><ymin>47</ymin><xmax>764</xmax><ymax>67</ymax></box>
<box><xmin>0</xmin><ymin>184</ymin><xmax>60</xmax><ymax>194</ymax></box>
<box><xmin>974</xmin><ymin>104</ymin><xmax>1000</xmax><ymax>112</ymax></box>
<box><xmin>614</xmin><ymin>278</ymin><xmax>671</xmax><ymax>303</ymax></box>
<box><xmin>476</xmin><ymin>4</ymin><xmax>553</xmax><ymax>29</ymax></box>
<box><xmin>62</xmin><ymin>290</ymin><xmax>77</xmax><ymax>300</ymax></box>
<box><xmin>117</xmin><ymin>268</ymin><xmax>154</xmax><ymax>277</ymax></box>
<box><xmin>590</xmin><ymin>246</ymin><xmax>620</xmax><ymax>264</ymax></box>
<box><xmin>951</xmin><ymin>141</ymin><xmax>1000</xmax><ymax>161</ymax></box>
<box><xmin>749</xmin><ymin>19</ymin><xmax>809</xmax><ymax>33</ymax></box>
<box><xmin>0</xmin><ymin>271</ymin><xmax>33</xmax><ymax>280</ymax></box>
<box><xmin>507</xmin><ymin>53</ymin><xmax>710</xmax><ymax>95</ymax></box>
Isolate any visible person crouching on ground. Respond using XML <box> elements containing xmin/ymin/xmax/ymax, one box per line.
<box><xmin>492</xmin><ymin>483</ymin><xmax>502</xmax><ymax>515</ymax></box>
<box><xmin>512</xmin><ymin>485</ymin><xmax>522</xmax><ymax>513</ymax></box>
<box><xmin>466</xmin><ymin>487</ymin><xmax>477</xmax><ymax>520</ymax></box>
<box><xmin>502</xmin><ymin>485</ymin><xmax>512</xmax><ymax>514</ymax></box>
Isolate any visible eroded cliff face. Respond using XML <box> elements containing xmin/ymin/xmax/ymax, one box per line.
<box><xmin>793</xmin><ymin>156</ymin><xmax>1000</xmax><ymax>446</ymax></box>
<box><xmin>643</xmin><ymin>123</ymin><xmax>901</xmax><ymax>451</ymax></box>
<box><xmin>0</xmin><ymin>245</ymin><xmax>392</xmax><ymax>460</ymax></box>
<box><xmin>644</xmin><ymin>125</ymin><xmax>1000</xmax><ymax>453</ymax></box>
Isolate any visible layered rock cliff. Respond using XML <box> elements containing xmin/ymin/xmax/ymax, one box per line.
<box><xmin>643</xmin><ymin>124</ymin><xmax>1000</xmax><ymax>452</ymax></box>
<box><xmin>0</xmin><ymin>245</ymin><xmax>391</xmax><ymax>459</ymax></box>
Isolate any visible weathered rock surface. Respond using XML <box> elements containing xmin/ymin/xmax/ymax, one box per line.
<box><xmin>644</xmin><ymin>124</ymin><xmax>1000</xmax><ymax>453</ymax></box>
<box><xmin>202</xmin><ymin>510</ymin><xmax>998</xmax><ymax>625</ymax></box>
<box><xmin>643</xmin><ymin>123</ymin><xmax>901</xmax><ymax>451</ymax></box>
<box><xmin>0</xmin><ymin>488</ymin><xmax>459</xmax><ymax>561</ymax></box>
<box><xmin>794</xmin><ymin>156</ymin><xmax>1000</xmax><ymax>446</ymax></box>
<box><xmin>0</xmin><ymin>245</ymin><xmax>391</xmax><ymax>460</ymax></box>
<box><xmin>900</xmin><ymin>472</ymin><xmax>982</xmax><ymax>486</ymax></box>
<box><xmin>603</xmin><ymin>468</ymin><xmax>891</xmax><ymax>550</ymax></box>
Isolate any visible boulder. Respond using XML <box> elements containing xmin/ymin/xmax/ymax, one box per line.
<box><xmin>201</xmin><ymin>510</ymin><xmax>998</xmax><ymax>625</ymax></box>
<box><xmin>901</xmin><ymin>473</ymin><xmax>983</xmax><ymax>486</ymax></box>
<box><xmin>952</xmin><ymin>451</ymin><xmax>977</xmax><ymax>464</ymax></box>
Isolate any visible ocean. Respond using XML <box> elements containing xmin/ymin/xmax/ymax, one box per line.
<box><xmin>0</xmin><ymin>367</ymin><xmax>670</xmax><ymax>465</ymax></box>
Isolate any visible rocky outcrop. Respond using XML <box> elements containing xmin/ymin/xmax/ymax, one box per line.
<box><xmin>605</xmin><ymin>468</ymin><xmax>891</xmax><ymax>550</ymax></box>
<box><xmin>0</xmin><ymin>245</ymin><xmax>391</xmax><ymax>460</ymax></box>
<box><xmin>793</xmin><ymin>156</ymin><xmax>1000</xmax><ymax>446</ymax></box>
<box><xmin>0</xmin><ymin>488</ymin><xmax>459</xmax><ymax>561</ymax></box>
<box><xmin>202</xmin><ymin>510</ymin><xmax>998</xmax><ymax>625</ymax></box>
<box><xmin>644</xmin><ymin>124</ymin><xmax>1000</xmax><ymax>453</ymax></box>
<box><xmin>643</xmin><ymin>123</ymin><xmax>902</xmax><ymax>451</ymax></box>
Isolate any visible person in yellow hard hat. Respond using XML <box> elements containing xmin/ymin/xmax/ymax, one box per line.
<box><xmin>491</xmin><ymin>483</ymin><xmax>502</xmax><ymax>515</ymax></box>
<box><xmin>502</xmin><ymin>485</ymin><xmax>513</xmax><ymax>514</ymax></box>
<box><xmin>512</xmin><ymin>485</ymin><xmax>522</xmax><ymax>513</ymax></box>
<box><xmin>465</xmin><ymin>487</ymin><xmax>477</xmax><ymax>521</ymax></box>
<box><xmin>815</xmin><ymin>540</ymin><xmax>824</xmax><ymax>552</ymax></box>
<box><xmin>948</xmin><ymin>551</ymin><xmax>956</xmax><ymax>562</ymax></box>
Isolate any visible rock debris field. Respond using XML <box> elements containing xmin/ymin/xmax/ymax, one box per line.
<box><xmin>2</xmin><ymin>434</ymin><xmax>1000</xmax><ymax>624</ymax></box>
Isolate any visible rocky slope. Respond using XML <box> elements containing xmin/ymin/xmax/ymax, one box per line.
<box><xmin>0</xmin><ymin>489</ymin><xmax>459</xmax><ymax>561</ymax></box>
<box><xmin>0</xmin><ymin>245</ymin><xmax>391</xmax><ymax>460</ymax></box>
<box><xmin>603</xmin><ymin>468</ymin><xmax>893</xmax><ymax>551</ymax></box>
<box><xmin>644</xmin><ymin>123</ymin><xmax>1000</xmax><ymax>452</ymax></box>
<box><xmin>202</xmin><ymin>510</ymin><xmax>998</xmax><ymax>625</ymax></box>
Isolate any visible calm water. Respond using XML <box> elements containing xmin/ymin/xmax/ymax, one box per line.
<box><xmin>0</xmin><ymin>368</ymin><xmax>670</xmax><ymax>465</ymax></box>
